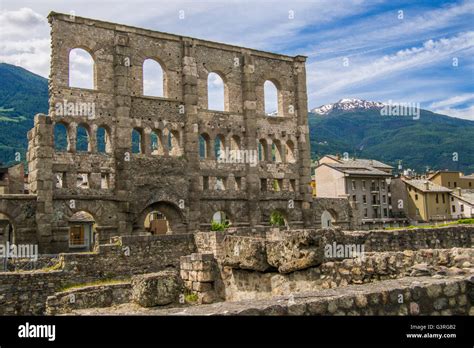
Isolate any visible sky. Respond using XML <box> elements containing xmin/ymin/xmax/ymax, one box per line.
<box><xmin>1</xmin><ymin>0</ymin><xmax>473</xmax><ymax>119</ymax></box>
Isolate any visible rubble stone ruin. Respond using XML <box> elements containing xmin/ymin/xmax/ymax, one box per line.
<box><xmin>12</xmin><ymin>12</ymin><xmax>353</xmax><ymax>253</ymax></box>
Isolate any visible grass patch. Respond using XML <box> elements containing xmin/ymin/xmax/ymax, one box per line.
<box><xmin>40</xmin><ymin>262</ymin><xmax>62</xmax><ymax>272</ymax></box>
<box><xmin>384</xmin><ymin>219</ymin><xmax>474</xmax><ymax>230</ymax></box>
<box><xmin>59</xmin><ymin>278</ymin><xmax>130</xmax><ymax>292</ymax></box>
<box><xmin>185</xmin><ymin>292</ymin><xmax>199</xmax><ymax>304</ymax></box>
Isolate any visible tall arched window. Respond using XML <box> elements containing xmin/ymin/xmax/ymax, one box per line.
<box><xmin>132</xmin><ymin>128</ymin><xmax>144</xmax><ymax>154</ymax></box>
<box><xmin>286</xmin><ymin>140</ymin><xmax>296</xmax><ymax>163</ymax></box>
<box><xmin>54</xmin><ymin>123</ymin><xmax>68</xmax><ymax>151</ymax></box>
<box><xmin>76</xmin><ymin>125</ymin><xmax>90</xmax><ymax>152</ymax></box>
<box><xmin>215</xmin><ymin>134</ymin><xmax>226</xmax><ymax>160</ymax></box>
<box><xmin>151</xmin><ymin>130</ymin><xmax>163</xmax><ymax>155</ymax></box>
<box><xmin>199</xmin><ymin>133</ymin><xmax>211</xmax><ymax>159</ymax></box>
<box><xmin>230</xmin><ymin>135</ymin><xmax>241</xmax><ymax>152</ymax></box>
<box><xmin>207</xmin><ymin>72</ymin><xmax>225</xmax><ymax>111</ymax></box>
<box><xmin>264</xmin><ymin>80</ymin><xmax>279</xmax><ymax>116</ymax></box>
<box><xmin>97</xmin><ymin>126</ymin><xmax>111</xmax><ymax>154</ymax></box>
<box><xmin>258</xmin><ymin>139</ymin><xmax>268</xmax><ymax>161</ymax></box>
<box><xmin>168</xmin><ymin>130</ymin><xmax>182</xmax><ymax>156</ymax></box>
<box><xmin>272</xmin><ymin>140</ymin><xmax>282</xmax><ymax>163</ymax></box>
<box><xmin>69</xmin><ymin>48</ymin><xmax>95</xmax><ymax>89</ymax></box>
<box><xmin>143</xmin><ymin>59</ymin><xmax>165</xmax><ymax>97</ymax></box>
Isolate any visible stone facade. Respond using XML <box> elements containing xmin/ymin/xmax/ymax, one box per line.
<box><xmin>0</xmin><ymin>11</ymin><xmax>344</xmax><ymax>253</ymax></box>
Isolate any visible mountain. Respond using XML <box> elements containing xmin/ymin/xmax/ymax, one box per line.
<box><xmin>309</xmin><ymin>99</ymin><xmax>474</xmax><ymax>174</ymax></box>
<box><xmin>0</xmin><ymin>63</ymin><xmax>48</xmax><ymax>165</ymax></box>
<box><xmin>312</xmin><ymin>98</ymin><xmax>385</xmax><ymax>115</ymax></box>
<box><xmin>1</xmin><ymin>64</ymin><xmax>473</xmax><ymax>174</ymax></box>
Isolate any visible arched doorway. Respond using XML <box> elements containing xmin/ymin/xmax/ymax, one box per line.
<box><xmin>0</xmin><ymin>212</ymin><xmax>14</xmax><ymax>244</ymax></box>
<box><xmin>321</xmin><ymin>210</ymin><xmax>336</xmax><ymax>228</ymax></box>
<box><xmin>145</xmin><ymin>210</ymin><xmax>169</xmax><ymax>235</ymax></box>
<box><xmin>69</xmin><ymin>211</ymin><xmax>96</xmax><ymax>251</ymax></box>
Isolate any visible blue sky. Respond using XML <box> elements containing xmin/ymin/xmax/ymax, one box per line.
<box><xmin>1</xmin><ymin>0</ymin><xmax>473</xmax><ymax>119</ymax></box>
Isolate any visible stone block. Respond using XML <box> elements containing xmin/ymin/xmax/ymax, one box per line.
<box><xmin>131</xmin><ymin>270</ymin><xmax>182</xmax><ymax>307</ymax></box>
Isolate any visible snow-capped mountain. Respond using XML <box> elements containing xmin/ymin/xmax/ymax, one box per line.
<box><xmin>311</xmin><ymin>98</ymin><xmax>385</xmax><ymax>115</ymax></box>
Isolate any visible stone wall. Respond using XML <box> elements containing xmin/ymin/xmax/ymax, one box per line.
<box><xmin>0</xmin><ymin>234</ymin><xmax>195</xmax><ymax>315</ymax></box>
<box><xmin>46</xmin><ymin>282</ymin><xmax>131</xmax><ymax>315</ymax></box>
<box><xmin>180</xmin><ymin>253</ymin><xmax>218</xmax><ymax>304</ymax></box>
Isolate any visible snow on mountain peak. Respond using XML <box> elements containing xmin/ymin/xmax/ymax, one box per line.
<box><xmin>312</xmin><ymin>98</ymin><xmax>385</xmax><ymax>115</ymax></box>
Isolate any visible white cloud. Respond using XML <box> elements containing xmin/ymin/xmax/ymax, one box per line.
<box><xmin>429</xmin><ymin>93</ymin><xmax>474</xmax><ymax>109</ymax></box>
<box><xmin>432</xmin><ymin>105</ymin><xmax>474</xmax><ymax>120</ymax></box>
<box><xmin>309</xmin><ymin>32</ymin><xmax>474</xmax><ymax>98</ymax></box>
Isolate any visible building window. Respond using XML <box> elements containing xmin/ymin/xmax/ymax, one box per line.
<box><xmin>454</xmin><ymin>182</ymin><xmax>457</xmax><ymax>187</ymax></box>
<box><xmin>264</xmin><ymin>80</ymin><xmax>281</xmax><ymax>116</ymax></box>
<box><xmin>460</xmin><ymin>204</ymin><xmax>464</xmax><ymax>212</ymax></box>
<box><xmin>388</xmin><ymin>197</ymin><xmax>392</xmax><ymax>205</ymax></box>
<box><xmin>362</xmin><ymin>180</ymin><xmax>366</xmax><ymax>190</ymax></box>
<box><xmin>207</xmin><ymin>72</ymin><xmax>226</xmax><ymax>111</ymax></box>
<box><xmin>381</xmin><ymin>181</ymin><xmax>386</xmax><ymax>189</ymax></box>
<box><xmin>289</xmin><ymin>179</ymin><xmax>296</xmax><ymax>192</ymax></box>
<box><xmin>372</xmin><ymin>195</ymin><xmax>377</xmax><ymax>204</ymax></box>
<box><xmin>352</xmin><ymin>195</ymin><xmax>357</xmax><ymax>202</ymax></box>
<box><xmin>436</xmin><ymin>194</ymin><xmax>439</xmax><ymax>204</ymax></box>
<box><xmin>469</xmin><ymin>182</ymin><xmax>472</xmax><ymax>187</ymax></box>
<box><xmin>101</xmin><ymin>173</ymin><xmax>109</xmax><ymax>189</ymax></box>
<box><xmin>55</xmin><ymin>173</ymin><xmax>65</xmax><ymax>188</ymax></box>
<box><xmin>273</xmin><ymin>179</ymin><xmax>282</xmax><ymax>192</ymax></box>
<box><xmin>76</xmin><ymin>173</ymin><xmax>89</xmax><ymax>189</ymax></box>
<box><xmin>351</xmin><ymin>180</ymin><xmax>356</xmax><ymax>190</ymax></box>
<box><xmin>260</xmin><ymin>178</ymin><xmax>267</xmax><ymax>192</ymax></box>
<box><xmin>235</xmin><ymin>177</ymin><xmax>242</xmax><ymax>190</ymax></box>
<box><xmin>382</xmin><ymin>195</ymin><xmax>386</xmax><ymax>203</ymax></box>
<box><xmin>215</xmin><ymin>177</ymin><xmax>226</xmax><ymax>191</ymax></box>
<box><xmin>364</xmin><ymin>208</ymin><xmax>368</xmax><ymax>217</ymax></box>
<box><xmin>442</xmin><ymin>194</ymin><xmax>445</xmax><ymax>203</ymax></box>
<box><xmin>383</xmin><ymin>208</ymin><xmax>388</xmax><ymax>217</ymax></box>
<box><xmin>452</xmin><ymin>205</ymin><xmax>456</xmax><ymax>213</ymax></box>
<box><xmin>69</xmin><ymin>48</ymin><xmax>95</xmax><ymax>89</ymax></box>
<box><xmin>143</xmin><ymin>59</ymin><xmax>165</xmax><ymax>97</ymax></box>
<box><xmin>363</xmin><ymin>195</ymin><xmax>367</xmax><ymax>204</ymax></box>
<box><xmin>451</xmin><ymin>196</ymin><xmax>454</xmax><ymax>202</ymax></box>
<box><xmin>415</xmin><ymin>194</ymin><xmax>418</xmax><ymax>201</ymax></box>
<box><xmin>69</xmin><ymin>225</ymin><xmax>85</xmax><ymax>247</ymax></box>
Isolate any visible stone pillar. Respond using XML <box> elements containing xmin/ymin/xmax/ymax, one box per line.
<box><xmin>182</xmin><ymin>38</ymin><xmax>201</xmax><ymax>232</ymax></box>
<box><xmin>241</xmin><ymin>51</ymin><xmax>261</xmax><ymax>226</ymax></box>
<box><xmin>27</xmin><ymin>114</ymin><xmax>54</xmax><ymax>252</ymax></box>
<box><xmin>113</xmin><ymin>32</ymin><xmax>133</xmax><ymax>235</ymax></box>
<box><xmin>293</xmin><ymin>56</ymin><xmax>313</xmax><ymax>227</ymax></box>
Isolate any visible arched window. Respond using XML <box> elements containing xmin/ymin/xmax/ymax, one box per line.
<box><xmin>258</xmin><ymin>139</ymin><xmax>268</xmax><ymax>161</ymax></box>
<box><xmin>199</xmin><ymin>133</ymin><xmax>211</xmax><ymax>159</ymax></box>
<box><xmin>143</xmin><ymin>59</ymin><xmax>165</xmax><ymax>97</ymax></box>
<box><xmin>215</xmin><ymin>134</ymin><xmax>226</xmax><ymax>160</ymax></box>
<box><xmin>97</xmin><ymin>126</ymin><xmax>111</xmax><ymax>154</ymax></box>
<box><xmin>54</xmin><ymin>123</ymin><xmax>68</xmax><ymax>151</ymax></box>
<box><xmin>69</xmin><ymin>48</ymin><xmax>95</xmax><ymax>89</ymax></box>
<box><xmin>207</xmin><ymin>72</ymin><xmax>226</xmax><ymax>111</ymax></box>
<box><xmin>264</xmin><ymin>80</ymin><xmax>279</xmax><ymax>116</ymax></box>
<box><xmin>132</xmin><ymin>128</ymin><xmax>144</xmax><ymax>154</ymax></box>
<box><xmin>230</xmin><ymin>135</ymin><xmax>241</xmax><ymax>152</ymax></box>
<box><xmin>211</xmin><ymin>211</ymin><xmax>230</xmax><ymax>231</ymax></box>
<box><xmin>270</xmin><ymin>210</ymin><xmax>287</xmax><ymax>227</ymax></box>
<box><xmin>168</xmin><ymin>130</ymin><xmax>182</xmax><ymax>156</ymax></box>
<box><xmin>286</xmin><ymin>140</ymin><xmax>296</xmax><ymax>163</ymax></box>
<box><xmin>76</xmin><ymin>125</ymin><xmax>90</xmax><ymax>152</ymax></box>
<box><xmin>272</xmin><ymin>140</ymin><xmax>282</xmax><ymax>163</ymax></box>
<box><xmin>69</xmin><ymin>211</ymin><xmax>96</xmax><ymax>250</ymax></box>
<box><xmin>151</xmin><ymin>130</ymin><xmax>163</xmax><ymax>155</ymax></box>
<box><xmin>145</xmin><ymin>210</ymin><xmax>169</xmax><ymax>235</ymax></box>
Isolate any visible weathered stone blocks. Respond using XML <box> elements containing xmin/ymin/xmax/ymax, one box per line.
<box><xmin>131</xmin><ymin>270</ymin><xmax>181</xmax><ymax>307</ymax></box>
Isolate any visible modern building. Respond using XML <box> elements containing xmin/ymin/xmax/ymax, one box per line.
<box><xmin>449</xmin><ymin>188</ymin><xmax>474</xmax><ymax>219</ymax></box>
<box><xmin>402</xmin><ymin>179</ymin><xmax>451</xmax><ymax>222</ymax></box>
<box><xmin>428</xmin><ymin>171</ymin><xmax>474</xmax><ymax>190</ymax></box>
<box><xmin>314</xmin><ymin>155</ymin><xmax>406</xmax><ymax>229</ymax></box>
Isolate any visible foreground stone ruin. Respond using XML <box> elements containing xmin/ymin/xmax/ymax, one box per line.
<box><xmin>0</xmin><ymin>225</ymin><xmax>472</xmax><ymax>316</ymax></box>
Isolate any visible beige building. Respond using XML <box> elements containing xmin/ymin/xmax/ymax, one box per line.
<box><xmin>428</xmin><ymin>171</ymin><xmax>474</xmax><ymax>189</ymax></box>
<box><xmin>403</xmin><ymin>179</ymin><xmax>451</xmax><ymax>222</ymax></box>
<box><xmin>314</xmin><ymin>155</ymin><xmax>406</xmax><ymax>229</ymax></box>
<box><xmin>449</xmin><ymin>189</ymin><xmax>474</xmax><ymax>219</ymax></box>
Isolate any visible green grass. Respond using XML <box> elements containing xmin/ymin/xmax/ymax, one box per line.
<box><xmin>384</xmin><ymin>219</ymin><xmax>474</xmax><ymax>230</ymax></box>
<box><xmin>59</xmin><ymin>278</ymin><xmax>130</xmax><ymax>292</ymax></box>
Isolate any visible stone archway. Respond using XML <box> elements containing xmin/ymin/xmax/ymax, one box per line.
<box><xmin>135</xmin><ymin>201</ymin><xmax>186</xmax><ymax>234</ymax></box>
<box><xmin>321</xmin><ymin>210</ymin><xmax>337</xmax><ymax>228</ymax></box>
<box><xmin>0</xmin><ymin>212</ymin><xmax>15</xmax><ymax>244</ymax></box>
